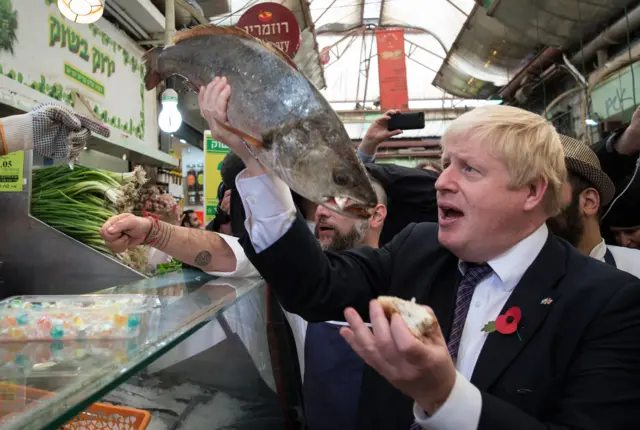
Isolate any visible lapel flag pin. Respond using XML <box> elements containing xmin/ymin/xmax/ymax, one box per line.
<box><xmin>540</xmin><ymin>298</ymin><xmax>553</xmax><ymax>305</ymax></box>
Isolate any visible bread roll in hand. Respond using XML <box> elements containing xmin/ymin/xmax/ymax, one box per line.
<box><xmin>377</xmin><ymin>296</ymin><xmax>436</xmax><ymax>339</ymax></box>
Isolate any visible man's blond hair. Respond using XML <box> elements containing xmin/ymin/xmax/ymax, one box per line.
<box><xmin>442</xmin><ymin>105</ymin><xmax>567</xmax><ymax>216</ymax></box>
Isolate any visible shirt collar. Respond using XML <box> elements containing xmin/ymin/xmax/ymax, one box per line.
<box><xmin>589</xmin><ymin>238</ymin><xmax>607</xmax><ymax>262</ymax></box>
<box><xmin>306</xmin><ymin>220</ymin><xmax>316</xmax><ymax>233</ymax></box>
<box><xmin>458</xmin><ymin>223</ymin><xmax>549</xmax><ymax>292</ymax></box>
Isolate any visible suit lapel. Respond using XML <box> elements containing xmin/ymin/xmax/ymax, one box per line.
<box><xmin>424</xmin><ymin>254</ymin><xmax>461</xmax><ymax>340</ymax></box>
<box><xmin>471</xmin><ymin>235</ymin><xmax>566</xmax><ymax>391</ymax></box>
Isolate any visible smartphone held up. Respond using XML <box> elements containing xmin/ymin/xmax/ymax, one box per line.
<box><xmin>387</xmin><ymin>112</ymin><xmax>425</xmax><ymax>131</ymax></box>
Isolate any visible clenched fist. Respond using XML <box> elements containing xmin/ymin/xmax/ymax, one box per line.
<box><xmin>100</xmin><ymin>213</ymin><xmax>151</xmax><ymax>253</ymax></box>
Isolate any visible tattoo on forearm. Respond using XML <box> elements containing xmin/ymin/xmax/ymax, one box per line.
<box><xmin>194</xmin><ymin>251</ymin><xmax>212</xmax><ymax>267</ymax></box>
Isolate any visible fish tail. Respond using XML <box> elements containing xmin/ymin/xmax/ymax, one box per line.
<box><xmin>143</xmin><ymin>47</ymin><xmax>163</xmax><ymax>90</ymax></box>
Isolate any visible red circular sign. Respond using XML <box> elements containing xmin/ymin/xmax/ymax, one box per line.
<box><xmin>237</xmin><ymin>3</ymin><xmax>301</xmax><ymax>58</ymax></box>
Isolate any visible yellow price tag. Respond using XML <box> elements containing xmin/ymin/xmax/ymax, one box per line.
<box><xmin>0</xmin><ymin>151</ymin><xmax>24</xmax><ymax>192</ymax></box>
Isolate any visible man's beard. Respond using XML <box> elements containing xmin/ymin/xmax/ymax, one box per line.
<box><xmin>315</xmin><ymin>220</ymin><xmax>369</xmax><ymax>252</ymax></box>
<box><xmin>547</xmin><ymin>197</ymin><xmax>584</xmax><ymax>247</ymax></box>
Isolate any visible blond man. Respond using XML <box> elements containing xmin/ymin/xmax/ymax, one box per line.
<box><xmin>199</xmin><ymin>77</ymin><xmax>640</xmax><ymax>430</ymax></box>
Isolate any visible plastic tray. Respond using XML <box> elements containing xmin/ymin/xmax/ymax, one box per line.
<box><xmin>0</xmin><ymin>294</ymin><xmax>161</xmax><ymax>342</ymax></box>
<box><xmin>0</xmin><ymin>383</ymin><xmax>151</xmax><ymax>429</ymax></box>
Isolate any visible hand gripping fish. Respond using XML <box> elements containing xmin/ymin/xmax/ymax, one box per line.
<box><xmin>144</xmin><ymin>25</ymin><xmax>377</xmax><ymax>218</ymax></box>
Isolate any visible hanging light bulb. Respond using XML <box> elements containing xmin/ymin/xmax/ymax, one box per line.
<box><xmin>158</xmin><ymin>89</ymin><xmax>182</xmax><ymax>133</ymax></box>
<box><xmin>57</xmin><ymin>0</ymin><xmax>105</xmax><ymax>24</ymax></box>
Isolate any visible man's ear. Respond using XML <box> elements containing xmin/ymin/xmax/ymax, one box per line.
<box><xmin>523</xmin><ymin>177</ymin><xmax>548</xmax><ymax>212</ymax></box>
<box><xmin>369</xmin><ymin>204</ymin><xmax>387</xmax><ymax>230</ymax></box>
<box><xmin>580</xmin><ymin>188</ymin><xmax>600</xmax><ymax>217</ymax></box>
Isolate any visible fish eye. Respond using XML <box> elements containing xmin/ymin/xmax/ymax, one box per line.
<box><xmin>332</xmin><ymin>170</ymin><xmax>351</xmax><ymax>187</ymax></box>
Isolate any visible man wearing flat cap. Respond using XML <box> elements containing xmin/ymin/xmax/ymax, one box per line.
<box><xmin>548</xmin><ymin>135</ymin><xmax>640</xmax><ymax>277</ymax></box>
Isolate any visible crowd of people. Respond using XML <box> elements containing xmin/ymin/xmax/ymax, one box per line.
<box><xmin>98</xmin><ymin>76</ymin><xmax>640</xmax><ymax>430</ymax></box>
<box><xmin>2</xmin><ymin>48</ymin><xmax>638</xmax><ymax>430</ymax></box>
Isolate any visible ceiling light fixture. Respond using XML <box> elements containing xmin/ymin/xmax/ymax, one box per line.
<box><xmin>158</xmin><ymin>89</ymin><xmax>182</xmax><ymax>133</ymax></box>
<box><xmin>57</xmin><ymin>0</ymin><xmax>105</xmax><ymax>25</ymax></box>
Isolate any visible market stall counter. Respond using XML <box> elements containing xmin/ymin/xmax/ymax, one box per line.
<box><xmin>0</xmin><ymin>270</ymin><xmax>284</xmax><ymax>430</ymax></box>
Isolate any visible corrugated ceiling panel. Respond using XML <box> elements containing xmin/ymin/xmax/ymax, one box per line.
<box><xmin>311</xmin><ymin>0</ymin><xmax>476</xmax><ymax>107</ymax></box>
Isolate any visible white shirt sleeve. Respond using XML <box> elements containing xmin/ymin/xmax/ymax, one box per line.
<box><xmin>412</xmin><ymin>371</ymin><xmax>482</xmax><ymax>429</ymax></box>
<box><xmin>205</xmin><ymin>233</ymin><xmax>260</xmax><ymax>278</ymax></box>
<box><xmin>234</xmin><ymin>169</ymin><xmax>297</xmax><ymax>253</ymax></box>
<box><xmin>357</xmin><ymin>147</ymin><xmax>376</xmax><ymax>163</ymax></box>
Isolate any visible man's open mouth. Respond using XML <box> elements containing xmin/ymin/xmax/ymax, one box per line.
<box><xmin>317</xmin><ymin>224</ymin><xmax>335</xmax><ymax>233</ymax></box>
<box><xmin>438</xmin><ymin>203</ymin><xmax>464</xmax><ymax>225</ymax></box>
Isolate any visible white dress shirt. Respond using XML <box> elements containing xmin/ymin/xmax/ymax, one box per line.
<box><xmin>234</xmin><ymin>170</ymin><xmax>549</xmax><ymax>430</ymax></box>
<box><xmin>414</xmin><ymin>223</ymin><xmax>548</xmax><ymax>429</ymax></box>
<box><xmin>206</xmin><ymin>233</ymin><xmax>261</xmax><ymax>278</ymax></box>
<box><xmin>589</xmin><ymin>239</ymin><xmax>640</xmax><ymax>278</ymax></box>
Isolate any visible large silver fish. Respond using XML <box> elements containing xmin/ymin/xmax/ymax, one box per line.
<box><xmin>144</xmin><ymin>25</ymin><xmax>377</xmax><ymax>218</ymax></box>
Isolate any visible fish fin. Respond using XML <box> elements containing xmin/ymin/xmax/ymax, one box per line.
<box><xmin>143</xmin><ymin>47</ymin><xmax>164</xmax><ymax>90</ymax></box>
<box><xmin>173</xmin><ymin>25</ymin><xmax>299</xmax><ymax>70</ymax></box>
<box><xmin>173</xmin><ymin>24</ymin><xmax>250</xmax><ymax>44</ymax></box>
<box><xmin>217</xmin><ymin>122</ymin><xmax>263</xmax><ymax>149</ymax></box>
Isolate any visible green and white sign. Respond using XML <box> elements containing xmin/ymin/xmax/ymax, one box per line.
<box><xmin>203</xmin><ymin>131</ymin><xmax>230</xmax><ymax>224</ymax></box>
<box><xmin>0</xmin><ymin>0</ymin><xmax>148</xmax><ymax>140</ymax></box>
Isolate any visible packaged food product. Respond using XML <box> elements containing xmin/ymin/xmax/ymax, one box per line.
<box><xmin>0</xmin><ymin>295</ymin><xmax>160</xmax><ymax>342</ymax></box>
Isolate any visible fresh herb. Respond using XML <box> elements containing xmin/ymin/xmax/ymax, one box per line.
<box><xmin>155</xmin><ymin>259</ymin><xmax>183</xmax><ymax>275</ymax></box>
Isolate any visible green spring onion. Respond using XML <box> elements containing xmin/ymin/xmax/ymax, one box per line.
<box><xmin>31</xmin><ymin>165</ymin><xmax>148</xmax><ymax>259</ymax></box>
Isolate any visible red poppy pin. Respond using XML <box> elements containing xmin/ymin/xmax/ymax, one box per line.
<box><xmin>481</xmin><ymin>306</ymin><xmax>523</xmax><ymax>341</ymax></box>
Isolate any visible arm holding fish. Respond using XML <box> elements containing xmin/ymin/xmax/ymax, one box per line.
<box><xmin>199</xmin><ymin>77</ymin><xmax>397</xmax><ymax>320</ymax></box>
<box><xmin>234</xmin><ymin>169</ymin><xmax>399</xmax><ymax>321</ymax></box>
<box><xmin>357</xmin><ymin>109</ymin><xmax>403</xmax><ymax>161</ymax></box>
<box><xmin>100</xmin><ymin>213</ymin><xmax>250</xmax><ymax>275</ymax></box>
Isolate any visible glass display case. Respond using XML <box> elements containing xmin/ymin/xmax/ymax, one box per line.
<box><xmin>0</xmin><ymin>270</ymin><xmax>283</xmax><ymax>430</ymax></box>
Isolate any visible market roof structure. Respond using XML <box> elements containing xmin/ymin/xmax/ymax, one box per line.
<box><xmin>211</xmin><ymin>0</ymin><xmax>488</xmax><ymax>113</ymax></box>
<box><xmin>310</xmin><ymin>0</ymin><xmax>476</xmax><ymax>110</ymax></box>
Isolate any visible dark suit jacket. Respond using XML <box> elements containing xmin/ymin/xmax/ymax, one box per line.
<box><xmin>241</xmin><ymin>218</ymin><xmax>640</xmax><ymax>430</ymax></box>
<box><xmin>592</xmin><ymin>131</ymin><xmax>639</xmax><ymax>242</ymax></box>
<box><xmin>592</xmin><ymin>128</ymin><xmax>638</xmax><ymax>186</ymax></box>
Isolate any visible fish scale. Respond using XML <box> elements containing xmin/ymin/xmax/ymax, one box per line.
<box><xmin>144</xmin><ymin>25</ymin><xmax>377</xmax><ymax>218</ymax></box>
